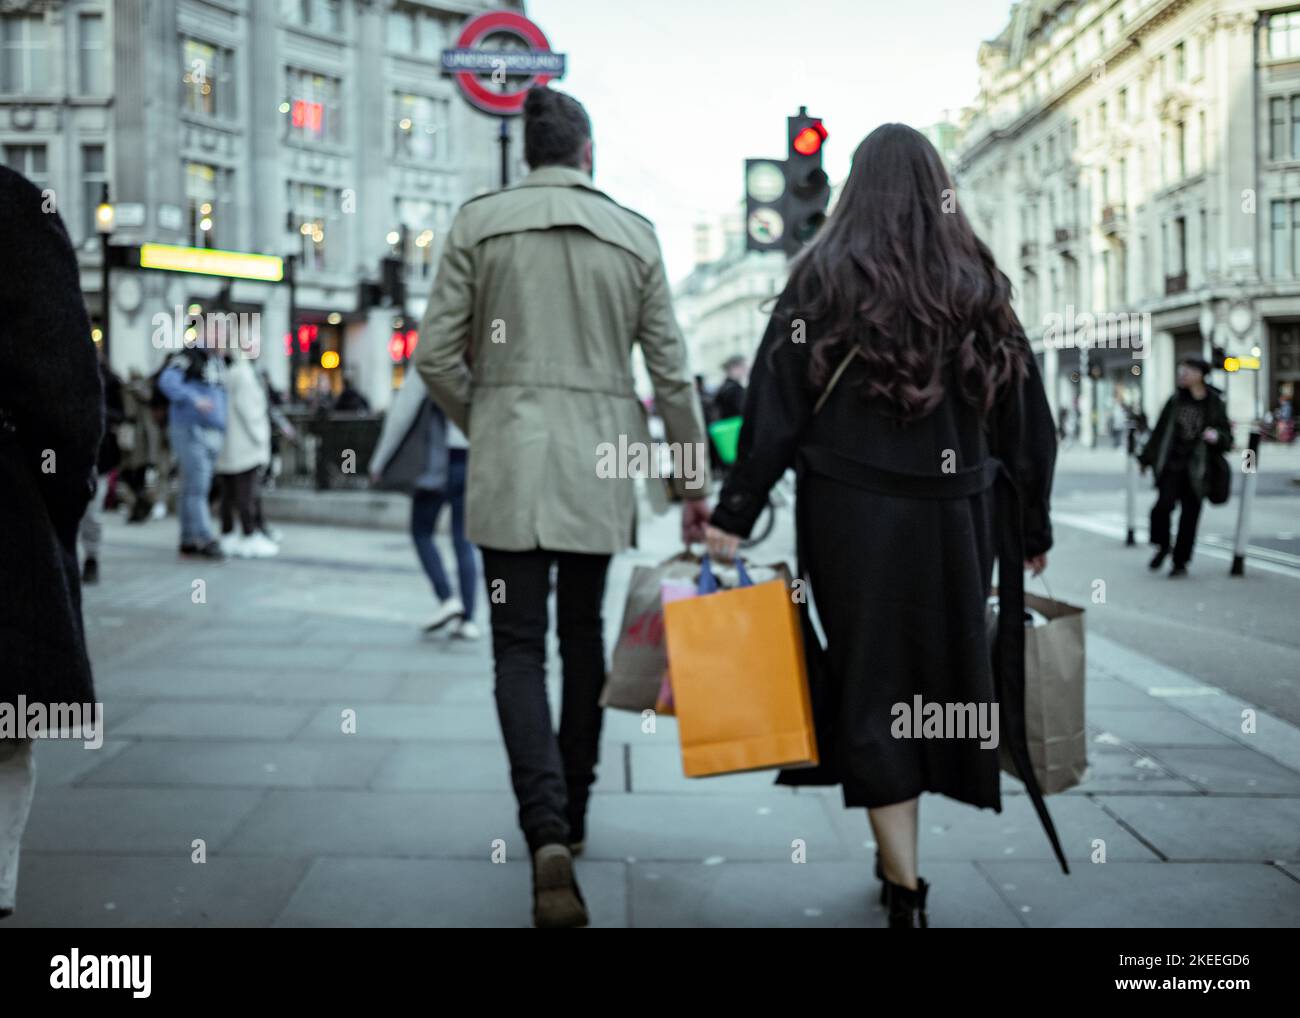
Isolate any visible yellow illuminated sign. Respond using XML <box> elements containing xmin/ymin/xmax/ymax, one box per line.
<box><xmin>139</xmin><ymin>243</ymin><xmax>284</xmax><ymax>283</ymax></box>
<box><xmin>320</xmin><ymin>351</ymin><xmax>340</xmax><ymax>370</ymax></box>
<box><xmin>1223</xmin><ymin>357</ymin><xmax>1240</xmax><ymax>372</ymax></box>
<box><xmin>1237</xmin><ymin>356</ymin><xmax>1261</xmax><ymax>370</ymax></box>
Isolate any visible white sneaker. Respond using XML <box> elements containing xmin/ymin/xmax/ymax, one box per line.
<box><xmin>241</xmin><ymin>532</ymin><xmax>280</xmax><ymax>558</ymax></box>
<box><xmin>219</xmin><ymin>533</ymin><xmax>242</xmax><ymax>557</ymax></box>
<box><xmin>424</xmin><ymin>597</ymin><xmax>465</xmax><ymax>634</ymax></box>
<box><xmin>150</xmin><ymin>501</ymin><xmax>167</xmax><ymax>521</ymax></box>
<box><xmin>453</xmin><ymin>619</ymin><xmax>481</xmax><ymax>640</ymax></box>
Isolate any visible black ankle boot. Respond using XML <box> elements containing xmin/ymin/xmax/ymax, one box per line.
<box><xmin>884</xmin><ymin>876</ymin><xmax>929</xmax><ymax>928</ymax></box>
<box><xmin>1149</xmin><ymin>547</ymin><xmax>1169</xmax><ymax>570</ymax></box>
<box><xmin>874</xmin><ymin>854</ymin><xmax>885</xmax><ymax>905</ymax></box>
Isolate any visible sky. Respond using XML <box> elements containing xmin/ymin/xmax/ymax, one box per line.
<box><xmin>526</xmin><ymin>0</ymin><xmax>1018</xmax><ymax>283</ymax></box>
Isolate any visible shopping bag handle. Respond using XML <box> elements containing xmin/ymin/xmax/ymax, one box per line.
<box><xmin>698</xmin><ymin>553</ymin><xmax>753</xmax><ymax>594</ymax></box>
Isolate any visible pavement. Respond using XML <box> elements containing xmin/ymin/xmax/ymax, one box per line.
<box><xmin>7</xmin><ymin>476</ymin><xmax>1300</xmax><ymax>928</ymax></box>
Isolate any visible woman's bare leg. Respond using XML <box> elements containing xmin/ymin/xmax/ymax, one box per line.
<box><xmin>869</xmin><ymin>797</ymin><xmax>919</xmax><ymax>890</ymax></box>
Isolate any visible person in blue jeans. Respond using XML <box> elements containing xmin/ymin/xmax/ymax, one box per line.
<box><xmin>157</xmin><ymin>345</ymin><xmax>227</xmax><ymax>559</ymax></box>
<box><xmin>370</xmin><ymin>371</ymin><xmax>478</xmax><ymax>638</ymax></box>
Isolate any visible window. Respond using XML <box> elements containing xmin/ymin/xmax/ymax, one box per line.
<box><xmin>417</xmin><ymin>13</ymin><xmax>444</xmax><ymax>58</ymax></box>
<box><xmin>393</xmin><ymin>92</ymin><xmax>450</xmax><ymax>161</ymax></box>
<box><xmin>1272</xmin><ymin>98</ymin><xmax>1289</xmax><ymax>159</ymax></box>
<box><xmin>1175</xmin><ymin>42</ymin><xmax>1186</xmax><ymax>81</ymax></box>
<box><xmin>1099</xmin><ymin>101</ymin><xmax>1108</xmax><ymax>132</ymax></box>
<box><xmin>82</xmin><ymin>145</ymin><xmax>107</xmax><ymax>242</ymax></box>
<box><xmin>79</xmin><ymin>13</ymin><xmax>106</xmax><ymax>94</ymax></box>
<box><xmin>1169</xmin><ymin>216</ymin><xmax>1187</xmax><ymax>275</ymax></box>
<box><xmin>388</xmin><ymin>7</ymin><xmax>415</xmax><ymax>52</ymax></box>
<box><xmin>185</xmin><ymin>161</ymin><xmax>220</xmax><ymax>248</ymax></box>
<box><xmin>1200</xmin><ymin>208</ymin><xmax>1209</xmax><ymax>277</ymax></box>
<box><xmin>1118</xmin><ymin>87</ymin><xmax>1128</xmax><ymax>122</ymax></box>
<box><xmin>281</xmin><ymin>0</ymin><xmax>342</xmax><ymax>32</ymax></box>
<box><xmin>182</xmin><ymin>38</ymin><xmax>234</xmax><ymax>119</ymax></box>
<box><xmin>1294</xmin><ymin>97</ymin><xmax>1300</xmax><ymax>162</ymax></box>
<box><xmin>1269</xmin><ymin>11</ymin><xmax>1300</xmax><ymax>59</ymax></box>
<box><xmin>2</xmin><ymin>144</ymin><xmax>47</xmax><ymax>190</ymax></box>
<box><xmin>288</xmin><ymin>181</ymin><xmax>339</xmax><ymax>271</ymax></box>
<box><xmin>1271</xmin><ymin>199</ymin><xmax>1300</xmax><ymax>277</ymax></box>
<box><xmin>396</xmin><ymin>198</ymin><xmax>450</xmax><ymax>281</ymax></box>
<box><xmin>1100</xmin><ymin>167</ymin><xmax>1110</xmax><ymax>205</ymax></box>
<box><xmin>285</xmin><ymin>68</ymin><xmax>342</xmax><ymax>144</ymax></box>
<box><xmin>1175</xmin><ymin>120</ymin><xmax>1187</xmax><ymax>179</ymax></box>
<box><xmin>0</xmin><ymin>14</ymin><xmax>50</xmax><ymax>92</ymax></box>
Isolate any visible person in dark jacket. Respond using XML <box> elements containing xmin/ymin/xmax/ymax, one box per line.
<box><xmin>705</xmin><ymin>125</ymin><xmax>1061</xmax><ymax>928</ymax></box>
<box><xmin>0</xmin><ymin>165</ymin><xmax>104</xmax><ymax>917</ymax></box>
<box><xmin>1138</xmin><ymin>357</ymin><xmax>1232</xmax><ymax>576</ymax></box>
<box><xmin>713</xmin><ymin>355</ymin><xmax>749</xmax><ymax>420</ymax></box>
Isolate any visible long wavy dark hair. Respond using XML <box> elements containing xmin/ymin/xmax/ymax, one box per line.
<box><xmin>781</xmin><ymin>123</ymin><xmax>1027</xmax><ymax>423</ymax></box>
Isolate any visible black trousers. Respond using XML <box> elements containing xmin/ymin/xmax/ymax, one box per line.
<box><xmin>219</xmin><ymin>467</ymin><xmax>259</xmax><ymax>536</ymax></box>
<box><xmin>480</xmin><ymin>547</ymin><xmax>612</xmax><ymax>852</ymax></box>
<box><xmin>1150</xmin><ymin>467</ymin><xmax>1202</xmax><ymax>567</ymax></box>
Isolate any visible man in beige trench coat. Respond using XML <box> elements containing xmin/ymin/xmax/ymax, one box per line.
<box><xmin>416</xmin><ymin>85</ymin><xmax>711</xmax><ymax>928</ymax></box>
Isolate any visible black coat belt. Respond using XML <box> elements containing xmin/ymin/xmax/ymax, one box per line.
<box><xmin>799</xmin><ymin>444</ymin><xmax>1000</xmax><ymax>499</ymax></box>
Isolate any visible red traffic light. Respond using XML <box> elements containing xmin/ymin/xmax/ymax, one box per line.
<box><xmin>793</xmin><ymin>122</ymin><xmax>827</xmax><ymax>156</ymax></box>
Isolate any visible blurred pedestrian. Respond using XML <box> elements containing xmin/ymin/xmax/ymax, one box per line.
<box><xmin>333</xmin><ymin>375</ymin><xmax>371</xmax><ymax>414</ymax></box>
<box><xmin>157</xmin><ymin>341</ymin><xmax>227</xmax><ymax>558</ymax></box>
<box><xmin>0</xmin><ymin>164</ymin><xmax>104</xmax><ymax>918</ymax></box>
<box><xmin>705</xmin><ymin>124</ymin><xmax>1061</xmax><ymax>928</ymax></box>
<box><xmin>216</xmin><ymin>350</ymin><xmax>277</xmax><ymax>558</ymax></box>
<box><xmin>1138</xmin><ymin>357</ymin><xmax>1233</xmax><ymax>577</ymax></box>
<box><xmin>370</xmin><ymin>370</ymin><xmax>478</xmax><ymax>638</ymax></box>
<box><xmin>78</xmin><ymin>353</ymin><xmax>124</xmax><ymax>584</ymax></box>
<box><xmin>714</xmin><ymin>355</ymin><xmax>749</xmax><ymax>419</ymax></box>
<box><xmin>416</xmin><ymin>85</ymin><xmax>711</xmax><ymax>927</ymax></box>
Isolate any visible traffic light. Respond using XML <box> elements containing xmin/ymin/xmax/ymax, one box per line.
<box><xmin>783</xmin><ymin>107</ymin><xmax>830</xmax><ymax>256</ymax></box>
<box><xmin>743</xmin><ymin>107</ymin><xmax>830</xmax><ymax>257</ymax></box>
<box><xmin>380</xmin><ymin>255</ymin><xmax>406</xmax><ymax>310</ymax></box>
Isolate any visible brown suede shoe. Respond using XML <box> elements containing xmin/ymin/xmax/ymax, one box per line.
<box><xmin>532</xmin><ymin>844</ymin><xmax>589</xmax><ymax>929</ymax></box>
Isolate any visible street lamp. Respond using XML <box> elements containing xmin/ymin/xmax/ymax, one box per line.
<box><xmin>95</xmin><ymin>184</ymin><xmax>115</xmax><ymax>361</ymax></box>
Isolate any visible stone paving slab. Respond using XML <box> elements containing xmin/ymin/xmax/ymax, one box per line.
<box><xmin>1142</xmin><ymin>746</ymin><xmax>1300</xmax><ymax>795</ymax></box>
<box><xmin>110</xmin><ymin>701</ymin><xmax>318</xmax><ymax>740</ymax></box>
<box><xmin>80</xmin><ymin>738</ymin><xmax>395</xmax><ymax>790</ymax></box>
<box><xmin>1087</xmin><ymin>707</ymin><xmax>1250</xmax><ymax>748</ymax></box>
<box><xmin>23</xmin><ymin>787</ymin><xmax>266</xmax><ymax>854</ymax></box>
<box><xmin>626</xmin><ymin>861</ymin><xmax>1021</xmax><ymax>928</ymax></box>
<box><xmin>4</xmin><ymin>854</ymin><xmax>309</xmax><ymax>928</ymax></box>
<box><xmin>977</xmin><ymin>861</ymin><xmax>1300</xmax><ymax>928</ymax></box>
<box><xmin>271</xmin><ymin>857</ymin><xmax>628</xmax><ymax>928</ymax></box>
<box><xmin>576</xmin><ymin>790</ymin><xmax>848</xmax><ymax>863</ymax></box>
<box><xmin>220</xmin><ymin>789</ymin><xmax>527</xmax><ymax>859</ymax></box>
<box><xmin>1095</xmin><ymin>796</ymin><xmax>1300</xmax><ymax>861</ymax></box>
<box><xmin>369</xmin><ymin>740</ymin><xmax>626</xmax><ymax>794</ymax></box>
<box><xmin>817</xmin><ymin>789</ymin><xmax>1161</xmax><ymax>863</ymax></box>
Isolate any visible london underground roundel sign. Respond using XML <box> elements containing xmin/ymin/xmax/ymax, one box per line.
<box><xmin>441</xmin><ymin>11</ymin><xmax>566</xmax><ymax>117</ymax></box>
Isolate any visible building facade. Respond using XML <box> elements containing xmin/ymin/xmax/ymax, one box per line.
<box><xmin>672</xmin><ymin>204</ymin><xmax>787</xmax><ymax>387</ymax></box>
<box><xmin>956</xmin><ymin>0</ymin><xmax>1300</xmax><ymax>445</ymax></box>
<box><xmin>0</xmin><ymin>0</ymin><xmax>524</xmax><ymax>409</ymax></box>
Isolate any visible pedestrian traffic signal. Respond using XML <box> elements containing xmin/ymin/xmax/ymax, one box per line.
<box><xmin>783</xmin><ymin>107</ymin><xmax>831</xmax><ymax>256</ymax></box>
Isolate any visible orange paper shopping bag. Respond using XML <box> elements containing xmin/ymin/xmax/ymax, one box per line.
<box><xmin>662</xmin><ymin>556</ymin><xmax>818</xmax><ymax>778</ymax></box>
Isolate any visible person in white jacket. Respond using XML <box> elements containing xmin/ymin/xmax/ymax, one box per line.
<box><xmin>216</xmin><ymin>351</ymin><xmax>277</xmax><ymax>558</ymax></box>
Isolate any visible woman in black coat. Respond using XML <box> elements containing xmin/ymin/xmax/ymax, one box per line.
<box><xmin>706</xmin><ymin>125</ymin><xmax>1062</xmax><ymax>927</ymax></box>
<box><xmin>0</xmin><ymin>165</ymin><xmax>103</xmax><ymax>915</ymax></box>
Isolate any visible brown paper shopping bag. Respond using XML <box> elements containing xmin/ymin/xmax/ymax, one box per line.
<box><xmin>994</xmin><ymin>591</ymin><xmax>1088</xmax><ymax>794</ymax></box>
<box><xmin>663</xmin><ymin>557</ymin><xmax>818</xmax><ymax>778</ymax></box>
<box><xmin>601</xmin><ymin>553</ymin><xmax>700</xmax><ymax>712</ymax></box>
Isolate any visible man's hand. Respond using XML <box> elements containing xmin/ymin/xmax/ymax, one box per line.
<box><xmin>1024</xmin><ymin>553</ymin><xmax>1047</xmax><ymax>577</ymax></box>
<box><xmin>193</xmin><ymin>396</ymin><xmax>214</xmax><ymax>415</ymax></box>
<box><xmin>682</xmin><ymin>497</ymin><xmax>711</xmax><ymax>546</ymax></box>
<box><xmin>1202</xmin><ymin>427</ymin><xmax>1219</xmax><ymax>444</ymax></box>
<box><xmin>705</xmin><ymin>522</ymin><xmax>742</xmax><ymax>561</ymax></box>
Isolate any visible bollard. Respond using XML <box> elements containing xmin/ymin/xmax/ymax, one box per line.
<box><xmin>1230</xmin><ymin>431</ymin><xmax>1262</xmax><ymax>577</ymax></box>
<box><xmin>1124</xmin><ymin>425</ymin><xmax>1138</xmax><ymax>546</ymax></box>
